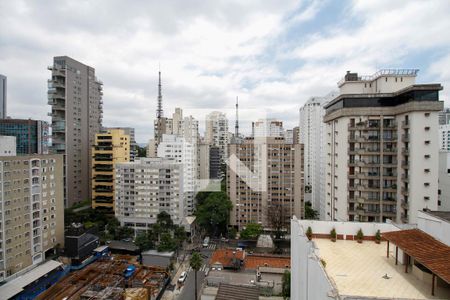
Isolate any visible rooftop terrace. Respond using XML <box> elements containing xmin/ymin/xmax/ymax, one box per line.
<box><xmin>315</xmin><ymin>239</ymin><xmax>450</xmax><ymax>299</ymax></box>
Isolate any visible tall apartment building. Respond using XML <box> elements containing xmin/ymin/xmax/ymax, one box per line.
<box><xmin>92</xmin><ymin>129</ymin><xmax>130</xmax><ymax>211</ymax></box>
<box><xmin>324</xmin><ymin>69</ymin><xmax>443</xmax><ymax>224</ymax></box>
<box><xmin>439</xmin><ymin>124</ymin><xmax>450</xmax><ymax>151</ymax></box>
<box><xmin>252</xmin><ymin>119</ymin><xmax>284</xmax><ymax>137</ymax></box>
<box><xmin>205</xmin><ymin>111</ymin><xmax>229</xmax><ymax>164</ymax></box>
<box><xmin>0</xmin><ymin>119</ymin><xmax>49</xmax><ymax>155</ymax></box>
<box><xmin>115</xmin><ymin>158</ymin><xmax>183</xmax><ymax>233</ymax></box>
<box><xmin>438</xmin><ymin>108</ymin><xmax>450</xmax><ymax>125</ymax></box>
<box><xmin>299</xmin><ymin>93</ymin><xmax>337</xmax><ymax>219</ymax></box>
<box><xmin>0</xmin><ymin>136</ymin><xmax>16</xmax><ymax>156</ymax></box>
<box><xmin>157</xmin><ymin>134</ymin><xmax>197</xmax><ymax>216</ymax></box>
<box><xmin>48</xmin><ymin>56</ymin><xmax>103</xmax><ymax>207</ymax></box>
<box><xmin>106</xmin><ymin>127</ymin><xmax>137</xmax><ymax>161</ymax></box>
<box><xmin>227</xmin><ymin>137</ymin><xmax>304</xmax><ymax>230</ymax></box>
<box><xmin>0</xmin><ymin>74</ymin><xmax>6</xmax><ymax>119</ymax></box>
<box><xmin>0</xmin><ymin>154</ymin><xmax>64</xmax><ymax>281</ymax></box>
<box><xmin>438</xmin><ymin>151</ymin><xmax>450</xmax><ymax>211</ymax></box>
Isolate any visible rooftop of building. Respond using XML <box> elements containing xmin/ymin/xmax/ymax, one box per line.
<box><xmin>424</xmin><ymin>210</ymin><xmax>450</xmax><ymax>222</ymax></box>
<box><xmin>215</xmin><ymin>283</ymin><xmax>259</xmax><ymax>300</ymax></box>
<box><xmin>338</xmin><ymin>69</ymin><xmax>419</xmax><ymax>86</ymax></box>
<box><xmin>36</xmin><ymin>256</ymin><xmax>168</xmax><ymax>300</ymax></box>
<box><xmin>245</xmin><ymin>254</ymin><xmax>290</xmax><ymax>270</ymax></box>
<box><xmin>315</xmin><ymin>238</ymin><xmax>449</xmax><ymax>299</ymax></box>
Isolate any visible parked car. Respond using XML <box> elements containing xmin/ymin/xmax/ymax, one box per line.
<box><xmin>178</xmin><ymin>271</ymin><xmax>187</xmax><ymax>283</ymax></box>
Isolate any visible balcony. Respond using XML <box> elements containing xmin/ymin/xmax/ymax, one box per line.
<box><xmin>401</xmin><ymin>200</ymin><xmax>409</xmax><ymax>209</ymax></box>
<box><xmin>383</xmin><ymin>184</ymin><xmax>397</xmax><ymax>191</ymax></box>
<box><xmin>402</xmin><ymin>134</ymin><xmax>410</xmax><ymax>142</ymax></box>
<box><xmin>383</xmin><ymin>148</ymin><xmax>397</xmax><ymax>154</ymax></box>
<box><xmin>95</xmin><ymin>146</ymin><xmax>113</xmax><ymax>151</ymax></box>
<box><xmin>94</xmin><ymin>186</ymin><xmax>113</xmax><ymax>193</ymax></box>
<box><xmin>401</xmin><ymin>120</ymin><xmax>410</xmax><ymax>129</ymax></box>
<box><xmin>94</xmin><ymin>165</ymin><xmax>113</xmax><ymax>172</ymax></box>
<box><xmin>383</xmin><ymin>197</ymin><xmax>396</xmax><ymax>203</ymax></box>
<box><xmin>401</xmin><ymin>187</ymin><xmax>409</xmax><ymax>196</ymax></box>
<box><xmin>401</xmin><ymin>213</ymin><xmax>408</xmax><ymax>223</ymax></box>
<box><xmin>94</xmin><ymin>155</ymin><xmax>113</xmax><ymax>162</ymax></box>
<box><xmin>348</xmin><ymin>136</ymin><xmax>366</xmax><ymax>143</ymax></box>
<box><xmin>401</xmin><ymin>161</ymin><xmax>409</xmax><ymax>169</ymax></box>
<box><xmin>93</xmin><ymin>196</ymin><xmax>114</xmax><ymax>203</ymax></box>
<box><xmin>383</xmin><ymin>121</ymin><xmax>397</xmax><ymax>128</ymax></box>
<box><xmin>402</xmin><ymin>147</ymin><xmax>409</xmax><ymax>155</ymax></box>
<box><xmin>401</xmin><ymin>173</ymin><xmax>409</xmax><ymax>182</ymax></box>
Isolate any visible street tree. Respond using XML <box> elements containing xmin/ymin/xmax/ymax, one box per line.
<box><xmin>240</xmin><ymin>222</ymin><xmax>263</xmax><ymax>239</ymax></box>
<box><xmin>190</xmin><ymin>251</ymin><xmax>203</xmax><ymax>300</ymax></box>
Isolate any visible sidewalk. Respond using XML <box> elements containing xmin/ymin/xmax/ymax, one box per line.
<box><xmin>161</xmin><ymin>254</ymin><xmax>191</xmax><ymax>300</ymax></box>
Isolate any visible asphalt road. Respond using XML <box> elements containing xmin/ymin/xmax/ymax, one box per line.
<box><xmin>178</xmin><ymin>245</ymin><xmax>214</xmax><ymax>300</ymax></box>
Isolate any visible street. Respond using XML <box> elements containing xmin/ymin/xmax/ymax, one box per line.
<box><xmin>177</xmin><ymin>243</ymin><xmax>215</xmax><ymax>300</ymax></box>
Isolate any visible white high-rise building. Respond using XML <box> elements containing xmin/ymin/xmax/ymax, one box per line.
<box><xmin>0</xmin><ymin>136</ymin><xmax>16</xmax><ymax>156</ymax></box>
<box><xmin>205</xmin><ymin>111</ymin><xmax>229</xmax><ymax>164</ymax></box>
<box><xmin>439</xmin><ymin>124</ymin><xmax>450</xmax><ymax>151</ymax></box>
<box><xmin>324</xmin><ymin>69</ymin><xmax>443</xmax><ymax>224</ymax></box>
<box><xmin>438</xmin><ymin>151</ymin><xmax>450</xmax><ymax>211</ymax></box>
<box><xmin>252</xmin><ymin>119</ymin><xmax>284</xmax><ymax>138</ymax></box>
<box><xmin>299</xmin><ymin>93</ymin><xmax>337</xmax><ymax>218</ymax></box>
<box><xmin>115</xmin><ymin>158</ymin><xmax>183</xmax><ymax>232</ymax></box>
<box><xmin>158</xmin><ymin>134</ymin><xmax>197</xmax><ymax>216</ymax></box>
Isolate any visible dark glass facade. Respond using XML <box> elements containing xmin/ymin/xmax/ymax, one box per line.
<box><xmin>0</xmin><ymin>119</ymin><xmax>48</xmax><ymax>154</ymax></box>
<box><xmin>325</xmin><ymin>87</ymin><xmax>441</xmax><ymax>115</ymax></box>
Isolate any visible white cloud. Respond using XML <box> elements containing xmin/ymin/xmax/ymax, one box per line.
<box><xmin>0</xmin><ymin>0</ymin><xmax>449</xmax><ymax>142</ymax></box>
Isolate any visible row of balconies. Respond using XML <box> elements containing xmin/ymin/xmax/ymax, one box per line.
<box><xmin>348</xmin><ymin>121</ymin><xmax>397</xmax><ymax>130</ymax></box>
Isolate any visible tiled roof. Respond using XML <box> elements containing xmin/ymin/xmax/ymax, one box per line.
<box><xmin>215</xmin><ymin>283</ymin><xmax>259</xmax><ymax>300</ymax></box>
<box><xmin>382</xmin><ymin>229</ymin><xmax>450</xmax><ymax>284</ymax></box>
<box><xmin>244</xmin><ymin>254</ymin><xmax>290</xmax><ymax>270</ymax></box>
<box><xmin>210</xmin><ymin>249</ymin><xmax>245</xmax><ymax>268</ymax></box>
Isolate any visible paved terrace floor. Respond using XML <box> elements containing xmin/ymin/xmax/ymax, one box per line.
<box><xmin>315</xmin><ymin>239</ymin><xmax>450</xmax><ymax>299</ymax></box>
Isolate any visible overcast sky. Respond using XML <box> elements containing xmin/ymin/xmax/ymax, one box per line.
<box><xmin>1</xmin><ymin>0</ymin><xmax>449</xmax><ymax>143</ymax></box>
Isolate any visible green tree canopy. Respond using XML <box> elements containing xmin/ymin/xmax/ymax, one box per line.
<box><xmin>240</xmin><ymin>222</ymin><xmax>263</xmax><ymax>240</ymax></box>
<box><xmin>195</xmin><ymin>191</ymin><xmax>232</xmax><ymax>237</ymax></box>
<box><xmin>304</xmin><ymin>201</ymin><xmax>319</xmax><ymax>220</ymax></box>
<box><xmin>135</xmin><ymin>231</ymin><xmax>154</xmax><ymax>251</ymax></box>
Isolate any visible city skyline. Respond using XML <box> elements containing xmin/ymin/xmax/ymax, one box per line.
<box><xmin>1</xmin><ymin>0</ymin><xmax>450</xmax><ymax>142</ymax></box>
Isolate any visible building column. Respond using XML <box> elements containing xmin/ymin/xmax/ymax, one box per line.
<box><xmin>395</xmin><ymin>246</ymin><xmax>398</xmax><ymax>265</ymax></box>
<box><xmin>386</xmin><ymin>241</ymin><xmax>390</xmax><ymax>258</ymax></box>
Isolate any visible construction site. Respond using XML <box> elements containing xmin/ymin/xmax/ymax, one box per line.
<box><xmin>36</xmin><ymin>255</ymin><xmax>169</xmax><ymax>300</ymax></box>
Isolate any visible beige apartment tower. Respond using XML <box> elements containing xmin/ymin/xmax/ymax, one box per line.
<box><xmin>0</xmin><ymin>154</ymin><xmax>64</xmax><ymax>281</ymax></box>
<box><xmin>324</xmin><ymin>69</ymin><xmax>443</xmax><ymax>224</ymax></box>
<box><xmin>92</xmin><ymin>129</ymin><xmax>130</xmax><ymax>211</ymax></box>
<box><xmin>48</xmin><ymin>56</ymin><xmax>103</xmax><ymax>207</ymax></box>
<box><xmin>227</xmin><ymin>137</ymin><xmax>304</xmax><ymax>230</ymax></box>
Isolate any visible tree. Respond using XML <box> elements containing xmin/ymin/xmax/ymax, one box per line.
<box><xmin>156</xmin><ymin>211</ymin><xmax>174</xmax><ymax>230</ymax></box>
<box><xmin>190</xmin><ymin>251</ymin><xmax>203</xmax><ymax>300</ymax></box>
<box><xmin>240</xmin><ymin>222</ymin><xmax>263</xmax><ymax>240</ymax></box>
<box><xmin>195</xmin><ymin>191</ymin><xmax>232</xmax><ymax>237</ymax></box>
<box><xmin>114</xmin><ymin>226</ymin><xmax>134</xmax><ymax>240</ymax></box>
<box><xmin>282</xmin><ymin>270</ymin><xmax>291</xmax><ymax>299</ymax></box>
<box><xmin>304</xmin><ymin>201</ymin><xmax>318</xmax><ymax>220</ymax></box>
<box><xmin>269</xmin><ymin>205</ymin><xmax>287</xmax><ymax>239</ymax></box>
<box><xmin>174</xmin><ymin>225</ymin><xmax>186</xmax><ymax>248</ymax></box>
<box><xmin>135</xmin><ymin>231</ymin><xmax>153</xmax><ymax>251</ymax></box>
<box><xmin>158</xmin><ymin>232</ymin><xmax>177</xmax><ymax>252</ymax></box>
<box><xmin>136</xmin><ymin>145</ymin><xmax>147</xmax><ymax>157</ymax></box>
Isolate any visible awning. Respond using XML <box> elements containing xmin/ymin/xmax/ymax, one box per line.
<box><xmin>383</xmin><ymin>229</ymin><xmax>450</xmax><ymax>284</ymax></box>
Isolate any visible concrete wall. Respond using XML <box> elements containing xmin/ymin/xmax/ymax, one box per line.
<box><xmin>291</xmin><ymin>217</ymin><xmax>336</xmax><ymax>300</ymax></box>
<box><xmin>417</xmin><ymin>211</ymin><xmax>450</xmax><ymax>246</ymax></box>
<box><xmin>438</xmin><ymin>151</ymin><xmax>450</xmax><ymax>211</ymax></box>
<box><xmin>0</xmin><ymin>136</ymin><xmax>16</xmax><ymax>156</ymax></box>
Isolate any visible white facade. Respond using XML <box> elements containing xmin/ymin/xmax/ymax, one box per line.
<box><xmin>324</xmin><ymin>70</ymin><xmax>442</xmax><ymax>224</ymax></box>
<box><xmin>438</xmin><ymin>151</ymin><xmax>450</xmax><ymax>211</ymax></box>
<box><xmin>205</xmin><ymin>111</ymin><xmax>229</xmax><ymax>164</ymax></box>
<box><xmin>252</xmin><ymin>119</ymin><xmax>284</xmax><ymax>138</ymax></box>
<box><xmin>439</xmin><ymin>124</ymin><xmax>450</xmax><ymax>151</ymax></box>
<box><xmin>299</xmin><ymin>93</ymin><xmax>337</xmax><ymax>219</ymax></box>
<box><xmin>158</xmin><ymin>134</ymin><xmax>197</xmax><ymax>216</ymax></box>
<box><xmin>115</xmin><ymin>158</ymin><xmax>183</xmax><ymax>232</ymax></box>
<box><xmin>0</xmin><ymin>136</ymin><xmax>16</xmax><ymax>156</ymax></box>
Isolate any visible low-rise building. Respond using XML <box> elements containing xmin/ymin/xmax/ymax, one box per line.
<box><xmin>291</xmin><ymin>214</ymin><xmax>450</xmax><ymax>299</ymax></box>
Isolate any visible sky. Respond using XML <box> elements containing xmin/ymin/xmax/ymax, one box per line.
<box><xmin>1</xmin><ymin>0</ymin><xmax>449</xmax><ymax>143</ymax></box>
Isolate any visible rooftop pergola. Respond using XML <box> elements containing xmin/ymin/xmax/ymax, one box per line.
<box><xmin>383</xmin><ymin>229</ymin><xmax>450</xmax><ymax>296</ymax></box>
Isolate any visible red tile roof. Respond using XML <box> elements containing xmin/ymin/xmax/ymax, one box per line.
<box><xmin>382</xmin><ymin>229</ymin><xmax>450</xmax><ymax>284</ymax></box>
<box><xmin>210</xmin><ymin>249</ymin><xmax>245</xmax><ymax>268</ymax></box>
<box><xmin>244</xmin><ymin>254</ymin><xmax>290</xmax><ymax>270</ymax></box>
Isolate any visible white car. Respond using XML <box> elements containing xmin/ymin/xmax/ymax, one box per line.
<box><xmin>178</xmin><ymin>271</ymin><xmax>187</xmax><ymax>283</ymax></box>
